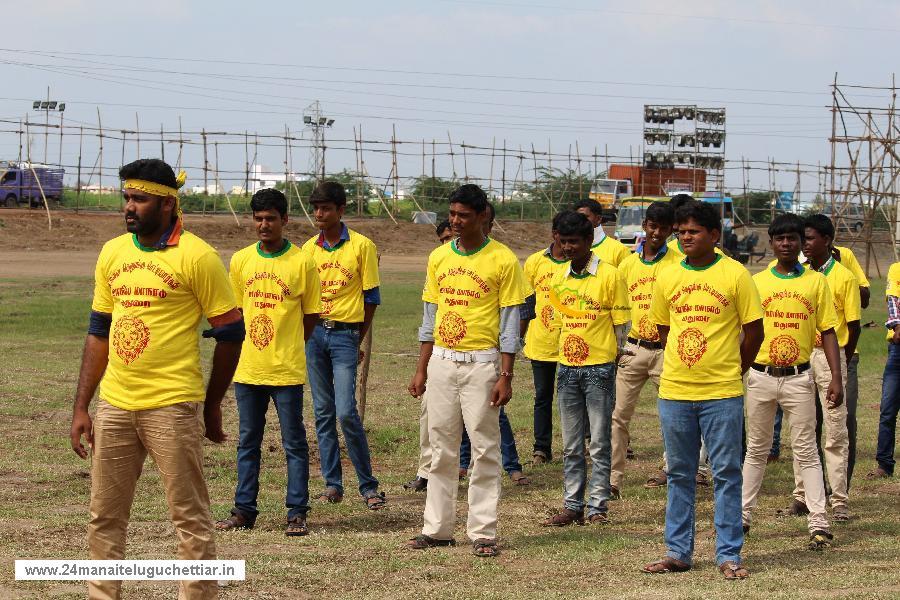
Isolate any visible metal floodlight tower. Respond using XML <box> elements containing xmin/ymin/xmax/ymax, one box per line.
<box><xmin>31</xmin><ymin>87</ymin><xmax>66</xmax><ymax>165</ymax></box>
<box><xmin>302</xmin><ymin>100</ymin><xmax>335</xmax><ymax>181</ymax></box>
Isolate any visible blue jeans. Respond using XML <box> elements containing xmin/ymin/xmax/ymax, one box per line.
<box><xmin>233</xmin><ymin>383</ymin><xmax>310</xmax><ymax>521</ymax></box>
<box><xmin>658</xmin><ymin>396</ymin><xmax>744</xmax><ymax>566</ymax></box>
<box><xmin>556</xmin><ymin>363</ymin><xmax>615</xmax><ymax>516</ymax></box>
<box><xmin>877</xmin><ymin>343</ymin><xmax>900</xmax><ymax>475</ymax></box>
<box><xmin>306</xmin><ymin>325</ymin><xmax>378</xmax><ymax>496</ymax></box>
<box><xmin>459</xmin><ymin>407</ymin><xmax>522</xmax><ymax>474</ymax></box>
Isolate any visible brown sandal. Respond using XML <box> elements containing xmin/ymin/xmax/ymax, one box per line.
<box><xmin>215</xmin><ymin>511</ymin><xmax>252</xmax><ymax>531</ymax></box>
<box><xmin>472</xmin><ymin>538</ymin><xmax>500</xmax><ymax>557</ymax></box>
<box><xmin>407</xmin><ymin>534</ymin><xmax>455</xmax><ymax>550</ymax></box>
<box><xmin>719</xmin><ymin>561</ymin><xmax>750</xmax><ymax>580</ymax></box>
<box><xmin>285</xmin><ymin>515</ymin><xmax>309</xmax><ymax>537</ymax></box>
<box><xmin>641</xmin><ymin>556</ymin><xmax>690</xmax><ymax>574</ymax></box>
<box><xmin>541</xmin><ymin>508</ymin><xmax>585</xmax><ymax>527</ymax></box>
<box><xmin>317</xmin><ymin>487</ymin><xmax>344</xmax><ymax>504</ymax></box>
<box><xmin>509</xmin><ymin>471</ymin><xmax>531</xmax><ymax>486</ymax></box>
<box><xmin>644</xmin><ymin>470</ymin><xmax>668</xmax><ymax>488</ymax></box>
<box><xmin>364</xmin><ymin>491</ymin><xmax>387</xmax><ymax>511</ymax></box>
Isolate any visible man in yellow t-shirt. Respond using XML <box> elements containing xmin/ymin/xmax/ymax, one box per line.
<box><xmin>574</xmin><ymin>198</ymin><xmax>630</xmax><ymax>266</ymax></box>
<box><xmin>407</xmin><ymin>184</ymin><xmax>525</xmax><ymax>557</ymax></box>
<box><xmin>302</xmin><ymin>182</ymin><xmax>385</xmax><ymax>510</ymax></box>
<box><xmin>69</xmin><ymin>159</ymin><xmax>243</xmax><ymax>600</ymax></box>
<box><xmin>741</xmin><ymin>214</ymin><xmax>843</xmax><ymax>551</ymax></box>
<box><xmin>870</xmin><ymin>262</ymin><xmax>900</xmax><ymax>479</ymax></box>
<box><xmin>522</xmin><ymin>212</ymin><xmax>568</xmax><ymax>464</ymax></box>
<box><xmin>611</xmin><ymin>201</ymin><xmax>679</xmax><ymax>496</ymax></box>
<box><xmin>785</xmin><ymin>215</ymin><xmax>861</xmax><ymax>522</ymax></box>
<box><xmin>643</xmin><ymin>201</ymin><xmax>763</xmax><ymax>579</ymax></box>
<box><xmin>539</xmin><ymin>211</ymin><xmax>629</xmax><ymax>528</ymax></box>
<box><xmin>214</xmin><ymin>189</ymin><xmax>321</xmax><ymax>537</ymax></box>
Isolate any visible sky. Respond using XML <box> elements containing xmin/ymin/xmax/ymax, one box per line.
<box><xmin>1</xmin><ymin>0</ymin><xmax>898</xmax><ymax>197</ymax></box>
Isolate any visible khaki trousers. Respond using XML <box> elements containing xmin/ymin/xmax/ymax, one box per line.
<box><xmin>794</xmin><ymin>348</ymin><xmax>849</xmax><ymax>508</ymax></box>
<box><xmin>611</xmin><ymin>343</ymin><xmax>663</xmax><ymax>489</ymax></box>
<box><xmin>416</xmin><ymin>395</ymin><xmax>431</xmax><ymax>479</ymax></box>
<box><xmin>742</xmin><ymin>369</ymin><xmax>829</xmax><ymax>533</ymax></box>
<box><xmin>88</xmin><ymin>401</ymin><xmax>216</xmax><ymax>600</ymax></box>
<box><xmin>421</xmin><ymin>355</ymin><xmax>501</xmax><ymax>542</ymax></box>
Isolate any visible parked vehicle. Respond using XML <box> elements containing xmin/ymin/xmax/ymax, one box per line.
<box><xmin>589</xmin><ymin>165</ymin><xmax>707</xmax><ymax>220</ymax></box>
<box><xmin>0</xmin><ymin>163</ymin><xmax>64</xmax><ymax>207</ymax></box>
<box><xmin>614</xmin><ymin>196</ymin><xmax>669</xmax><ymax>248</ymax></box>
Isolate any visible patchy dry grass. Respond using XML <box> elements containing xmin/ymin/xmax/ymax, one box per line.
<box><xmin>0</xmin><ymin>274</ymin><xmax>898</xmax><ymax>599</ymax></box>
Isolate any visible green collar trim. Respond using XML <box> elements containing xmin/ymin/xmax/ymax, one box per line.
<box><xmin>452</xmin><ymin>236</ymin><xmax>490</xmax><ymax>256</ymax></box>
<box><xmin>132</xmin><ymin>234</ymin><xmax>157</xmax><ymax>253</ymax></box>
<box><xmin>769</xmin><ymin>264</ymin><xmax>804</xmax><ymax>279</ymax></box>
<box><xmin>591</xmin><ymin>236</ymin><xmax>607</xmax><ymax>249</ymax></box>
<box><xmin>257</xmin><ymin>240</ymin><xmax>292</xmax><ymax>258</ymax></box>
<box><xmin>638</xmin><ymin>247</ymin><xmax>667</xmax><ymax>265</ymax></box>
<box><xmin>681</xmin><ymin>253</ymin><xmax>722</xmax><ymax>271</ymax></box>
<box><xmin>570</xmin><ymin>271</ymin><xmax>591</xmax><ymax>279</ymax></box>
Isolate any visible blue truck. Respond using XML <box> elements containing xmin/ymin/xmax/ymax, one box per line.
<box><xmin>0</xmin><ymin>163</ymin><xmax>65</xmax><ymax>207</ymax></box>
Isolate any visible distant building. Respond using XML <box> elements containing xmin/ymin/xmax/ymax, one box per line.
<box><xmin>81</xmin><ymin>184</ymin><xmax>118</xmax><ymax>195</ymax></box>
<box><xmin>248</xmin><ymin>164</ymin><xmax>309</xmax><ymax>193</ymax></box>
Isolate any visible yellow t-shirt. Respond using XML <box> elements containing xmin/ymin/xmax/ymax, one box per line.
<box><xmin>617</xmin><ymin>247</ymin><xmax>680</xmax><ymax>342</ymax></box>
<box><xmin>667</xmin><ymin>237</ymin><xmax>724</xmax><ymax>257</ymax></box>
<box><xmin>887</xmin><ymin>262</ymin><xmax>900</xmax><ymax>340</ymax></box>
<box><xmin>550</xmin><ymin>255</ymin><xmax>630</xmax><ymax>367</ymax></box>
<box><xmin>302</xmin><ymin>228</ymin><xmax>379</xmax><ymax>323</ymax></box>
<box><xmin>753</xmin><ymin>266</ymin><xmax>838</xmax><ymax>366</ymax></box>
<box><xmin>811</xmin><ymin>259</ymin><xmax>861</xmax><ymax>348</ymax></box>
<box><xmin>650</xmin><ymin>254</ymin><xmax>763</xmax><ymax>400</ymax></box>
<box><xmin>591</xmin><ymin>234</ymin><xmax>630</xmax><ymax>267</ymax></box>
<box><xmin>91</xmin><ymin>232</ymin><xmax>237</xmax><ymax>411</ymax></box>
<box><xmin>834</xmin><ymin>245</ymin><xmax>870</xmax><ymax>288</ymax></box>
<box><xmin>522</xmin><ymin>247</ymin><xmax>568</xmax><ymax>362</ymax></box>
<box><xmin>230</xmin><ymin>241</ymin><xmax>321</xmax><ymax>386</ymax></box>
<box><xmin>423</xmin><ymin>237</ymin><xmax>526</xmax><ymax>351</ymax></box>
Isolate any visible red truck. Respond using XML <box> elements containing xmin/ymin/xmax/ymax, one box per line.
<box><xmin>589</xmin><ymin>165</ymin><xmax>707</xmax><ymax>218</ymax></box>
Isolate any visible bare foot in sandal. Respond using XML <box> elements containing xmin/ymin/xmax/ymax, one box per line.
<box><xmin>719</xmin><ymin>561</ymin><xmax>750</xmax><ymax>580</ymax></box>
<box><xmin>364</xmin><ymin>490</ymin><xmax>387</xmax><ymax>511</ymax></box>
<box><xmin>215</xmin><ymin>510</ymin><xmax>253</xmax><ymax>531</ymax></box>
<box><xmin>472</xmin><ymin>538</ymin><xmax>500</xmax><ymax>557</ymax></box>
<box><xmin>641</xmin><ymin>557</ymin><xmax>690</xmax><ymax>574</ymax></box>
<box><xmin>509</xmin><ymin>471</ymin><xmax>531</xmax><ymax>486</ymax></box>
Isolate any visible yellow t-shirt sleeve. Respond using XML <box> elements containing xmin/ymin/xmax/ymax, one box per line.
<box><xmin>360</xmin><ymin>239</ymin><xmax>380</xmax><ymax>291</ymax></box>
<box><xmin>612</xmin><ymin>272</ymin><xmax>630</xmax><ymax>325</ymax></box>
<box><xmin>301</xmin><ymin>254</ymin><xmax>322</xmax><ymax>314</ymax></box>
<box><xmin>523</xmin><ymin>255</ymin><xmax>537</xmax><ymax>295</ymax></box>
<box><xmin>91</xmin><ymin>249</ymin><xmax>114</xmax><ymax>314</ymax></box>
<box><xmin>842</xmin><ymin>250</ymin><xmax>870</xmax><ymax>288</ymax></box>
<box><xmin>816</xmin><ymin>278</ymin><xmax>839</xmax><ymax>332</ymax></box>
<box><xmin>888</xmin><ymin>263</ymin><xmax>900</xmax><ymax>296</ymax></box>
<box><xmin>734</xmin><ymin>268</ymin><xmax>764</xmax><ymax>325</ymax></box>
<box><xmin>649</xmin><ymin>277</ymin><xmax>670</xmax><ymax>326</ymax></box>
<box><xmin>842</xmin><ymin>276</ymin><xmax>862</xmax><ymax>323</ymax></box>
<box><xmin>192</xmin><ymin>250</ymin><xmax>238</xmax><ymax>319</ymax></box>
<box><xmin>422</xmin><ymin>253</ymin><xmax>439</xmax><ymax>304</ymax></box>
<box><xmin>499</xmin><ymin>256</ymin><xmax>527</xmax><ymax>308</ymax></box>
<box><xmin>228</xmin><ymin>253</ymin><xmax>244</xmax><ymax>310</ymax></box>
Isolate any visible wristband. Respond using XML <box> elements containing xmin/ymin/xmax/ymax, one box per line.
<box><xmin>500</xmin><ymin>371</ymin><xmax>514</xmax><ymax>378</ymax></box>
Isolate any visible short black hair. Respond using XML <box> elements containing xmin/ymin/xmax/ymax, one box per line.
<box><xmin>250</xmin><ymin>188</ymin><xmax>288</xmax><ymax>217</ymax></box>
<box><xmin>804</xmin><ymin>214</ymin><xmax>835</xmax><ymax>241</ymax></box>
<box><xmin>436</xmin><ymin>219</ymin><xmax>451</xmax><ymax>238</ymax></box>
<box><xmin>448</xmin><ymin>183</ymin><xmax>488</xmax><ymax>213</ymax></box>
<box><xmin>556</xmin><ymin>210</ymin><xmax>593</xmax><ymax>240</ymax></box>
<box><xmin>119</xmin><ymin>158</ymin><xmax>177</xmax><ymax>190</ymax></box>
<box><xmin>573</xmin><ymin>199</ymin><xmax>603</xmax><ymax>217</ymax></box>
<box><xmin>769</xmin><ymin>212</ymin><xmax>805</xmax><ymax>240</ymax></box>
<box><xmin>669</xmin><ymin>193</ymin><xmax>697</xmax><ymax>213</ymax></box>
<box><xmin>486</xmin><ymin>201</ymin><xmax>496</xmax><ymax>223</ymax></box>
<box><xmin>676</xmin><ymin>200</ymin><xmax>721</xmax><ymax>233</ymax></box>
<box><xmin>309</xmin><ymin>181</ymin><xmax>347</xmax><ymax>206</ymax></box>
<box><xmin>645</xmin><ymin>201</ymin><xmax>675</xmax><ymax>226</ymax></box>
<box><xmin>551</xmin><ymin>211</ymin><xmax>566</xmax><ymax>232</ymax></box>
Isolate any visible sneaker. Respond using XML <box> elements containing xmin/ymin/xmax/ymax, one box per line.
<box><xmin>808</xmin><ymin>529</ymin><xmax>833</xmax><ymax>551</ymax></box>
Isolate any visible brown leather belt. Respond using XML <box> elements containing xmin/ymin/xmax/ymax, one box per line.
<box><xmin>627</xmin><ymin>336</ymin><xmax>663</xmax><ymax>350</ymax></box>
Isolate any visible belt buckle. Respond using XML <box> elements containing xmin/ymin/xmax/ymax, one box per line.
<box><xmin>322</xmin><ymin>319</ymin><xmax>335</xmax><ymax>330</ymax></box>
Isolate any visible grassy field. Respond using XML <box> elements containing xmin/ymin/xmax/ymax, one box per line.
<box><xmin>0</xmin><ymin>272</ymin><xmax>898</xmax><ymax>599</ymax></box>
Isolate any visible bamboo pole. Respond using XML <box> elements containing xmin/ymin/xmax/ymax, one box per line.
<box><xmin>357</xmin><ymin>254</ymin><xmax>381</xmax><ymax>424</ymax></box>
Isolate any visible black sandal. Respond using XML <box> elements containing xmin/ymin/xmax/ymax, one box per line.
<box><xmin>472</xmin><ymin>538</ymin><xmax>500</xmax><ymax>557</ymax></box>
<box><xmin>285</xmin><ymin>515</ymin><xmax>309</xmax><ymax>537</ymax></box>
<box><xmin>364</xmin><ymin>491</ymin><xmax>387</xmax><ymax>511</ymax></box>
<box><xmin>215</xmin><ymin>510</ymin><xmax>252</xmax><ymax>531</ymax></box>
<box><xmin>407</xmin><ymin>534</ymin><xmax>455</xmax><ymax>549</ymax></box>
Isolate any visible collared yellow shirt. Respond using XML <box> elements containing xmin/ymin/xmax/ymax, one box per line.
<box><xmin>617</xmin><ymin>246</ymin><xmax>679</xmax><ymax>342</ymax></box>
<box><xmin>834</xmin><ymin>245</ymin><xmax>870</xmax><ymax>288</ymax></box>
<box><xmin>91</xmin><ymin>232</ymin><xmax>237</xmax><ymax>411</ymax></box>
<box><xmin>423</xmin><ymin>237</ymin><xmax>525</xmax><ymax>352</ymax></box>
<box><xmin>522</xmin><ymin>247</ymin><xmax>568</xmax><ymax>361</ymax></box>
<box><xmin>667</xmin><ymin>237</ymin><xmax>724</xmax><ymax>258</ymax></box>
<box><xmin>591</xmin><ymin>235</ymin><xmax>630</xmax><ymax>267</ymax></box>
<box><xmin>753</xmin><ymin>266</ymin><xmax>837</xmax><ymax>366</ymax></box>
<box><xmin>887</xmin><ymin>262</ymin><xmax>900</xmax><ymax>340</ymax></box>
<box><xmin>230</xmin><ymin>241</ymin><xmax>321</xmax><ymax>386</ymax></box>
<box><xmin>812</xmin><ymin>259</ymin><xmax>861</xmax><ymax>348</ymax></box>
<box><xmin>550</xmin><ymin>255</ymin><xmax>629</xmax><ymax>367</ymax></box>
<box><xmin>650</xmin><ymin>254</ymin><xmax>763</xmax><ymax>401</ymax></box>
<box><xmin>302</xmin><ymin>228</ymin><xmax>379</xmax><ymax>323</ymax></box>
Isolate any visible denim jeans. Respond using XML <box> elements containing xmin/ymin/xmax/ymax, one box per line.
<box><xmin>459</xmin><ymin>407</ymin><xmax>522</xmax><ymax>474</ymax></box>
<box><xmin>233</xmin><ymin>383</ymin><xmax>310</xmax><ymax>522</ymax></box>
<box><xmin>877</xmin><ymin>343</ymin><xmax>900</xmax><ymax>475</ymax></box>
<box><xmin>770</xmin><ymin>406</ymin><xmax>784</xmax><ymax>457</ymax></box>
<box><xmin>306</xmin><ymin>325</ymin><xmax>378</xmax><ymax>496</ymax></box>
<box><xmin>658</xmin><ymin>396</ymin><xmax>744</xmax><ymax>566</ymax></box>
<box><xmin>556</xmin><ymin>363</ymin><xmax>615</xmax><ymax>516</ymax></box>
<box><xmin>845</xmin><ymin>353</ymin><xmax>859</xmax><ymax>485</ymax></box>
<box><xmin>531</xmin><ymin>360</ymin><xmax>557</xmax><ymax>457</ymax></box>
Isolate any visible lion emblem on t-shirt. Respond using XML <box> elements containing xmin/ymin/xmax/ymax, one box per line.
<box><xmin>769</xmin><ymin>334</ymin><xmax>800</xmax><ymax>367</ymax></box>
<box><xmin>562</xmin><ymin>335</ymin><xmax>590</xmax><ymax>365</ymax></box>
<box><xmin>638</xmin><ymin>315</ymin><xmax>659</xmax><ymax>342</ymax></box>
<box><xmin>676</xmin><ymin>327</ymin><xmax>707</xmax><ymax>368</ymax></box>
<box><xmin>112</xmin><ymin>315</ymin><xmax>150</xmax><ymax>365</ymax></box>
<box><xmin>438</xmin><ymin>311</ymin><xmax>467</xmax><ymax>348</ymax></box>
<box><xmin>540</xmin><ymin>304</ymin><xmax>555</xmax><ymax>330</ymax></box>
<box><xmin>249</xmin><ymin>314</ymin><xmax>275</xmax><ymax>350</ymax></box>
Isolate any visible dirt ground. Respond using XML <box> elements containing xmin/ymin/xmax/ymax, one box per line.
<box><xmin>0</xmin><ymin>208</ymin><xmax>897</xmax><ymax>278</ymax></box>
